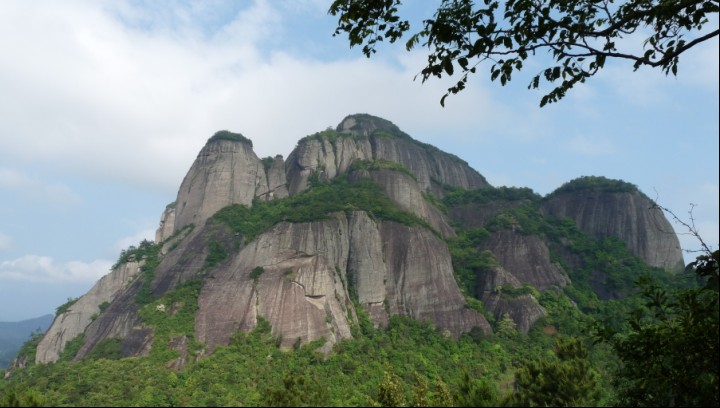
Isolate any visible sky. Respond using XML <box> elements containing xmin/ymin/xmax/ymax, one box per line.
<box><xmin>0</xmin><ymin>0</ymin><xmax>718</xmax><ymax>322</ymax></box>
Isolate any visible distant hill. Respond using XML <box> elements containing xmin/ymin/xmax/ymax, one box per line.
<box><xmin>0</xmin><ymin>314</ymin><xmax>53</xmax><ymax>368</ymax></box>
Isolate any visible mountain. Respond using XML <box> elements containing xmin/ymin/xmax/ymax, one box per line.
<box><xmin>18</xmin><ymin>114</ymin><xmax>683</xmax><ymax>373</ymax></box>
<box><xmin>0</xmin><ymin>315</ymin><xmax>53</xmax><ymax>368</ymax></box>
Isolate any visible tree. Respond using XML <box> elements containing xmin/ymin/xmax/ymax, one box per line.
<box><xmin>595</xmin><ymin>249</ymin><xmax>719</xmax><ymax>406</ymax></box>
<box><xmin>594</xmin><ymin>204</ymin><xmax>719</xmax><ymax>406</ymax></box>
<box><xmin>506</xmin><ymin>336</ymin><xmax>601</xmax><ymax>406</ymax></box>
<box><xmin>329</xmin><ymin>0</ymin><xmax>719</xmax><ymax>106</ymax></box>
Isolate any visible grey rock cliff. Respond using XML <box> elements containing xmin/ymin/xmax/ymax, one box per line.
<box><xmin>481</xmin><ymin>230</ymin><xmax>570</xmax><ymax>291</ymax></box>
<box><xmin>286</xmin><ymin>114</ymin><xmax>490</xmax><ymax>197</ymax></box>
<box><xmin>195</xmin><ymin>211</ymin><xmax>490</xmax><ymax>353</ymax></box>
<box><xmin>352</xmin><ymin>169</ymin><xmax>456</xmax><ymax>237</ymax></box>
<box><xmin>35</xmin><ymin>261</ymin><xmax>141</xmax><ymax>364</ymax></box>
<box><xmin>542</xmin><ymin>189</ymin><xmax>684</xmax><ymax>272</ymax></box>
<box><xmin>173</xmin><ymin>138</ymin><xmax>269</xmax><ymax>232</ymax></box>
<box><xmin>155</xmin><ymin>204</ymin><xmax>176</xmax><ymax>243</ymax></box>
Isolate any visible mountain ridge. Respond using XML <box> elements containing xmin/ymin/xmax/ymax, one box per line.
<box><xmin>22</xmin><ymin>113</ymin><xmax>683</xmax><ymax>368</ymax></box>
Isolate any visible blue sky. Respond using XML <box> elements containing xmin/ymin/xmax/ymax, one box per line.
<box><xmin>1</xmin><ymin>0</ymin><xmax>718</xmax><ymax>322</ymax></box>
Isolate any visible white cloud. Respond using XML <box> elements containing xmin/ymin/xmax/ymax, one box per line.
<box><xmin>112</xmin><ymin>228</ymin><xmax>158</xmax><ymax>254</ymax></box>
<box><xmin>0</xmin><ymin>168</ymin><xmax>83</xmax><ymax>208</ymax></box>
<box><xmin>0</xmin><ymin>255</ymin><xmax>112</xmax><ymax>284</ymax></box>
<box><xmin>0</xmin><ymin>232</ymin><xmax>11</xmax><ymax>251</ymax></box>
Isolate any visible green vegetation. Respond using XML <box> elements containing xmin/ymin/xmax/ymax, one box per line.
<box><xmin>204</xmin><ymin>240</ymin><xmax>227</xmax><ymax>269</ymax></box>
<box><xmin>122</xmin><ymin>240</ymin><xmax>162</xmax><ymax>306</ymax></box>
<box><xmin>207</xmin><ymin>130</ymin><xmax>252</xmax><ymax>146</ymax></box>
<box><xmin>596</xmin><ymin>250</ymin><xmax>719</xmax><ymax>407</ymax></box>
<box><xmin>330</xmin><ymin>0</ymin><xmax>717</xmax><ymax>106</ymax></box>
<box><xmin>548</xmin><ymin>176</ymin><xmax>640</xmax><ymax>196</ymax></box>
<box><xmin>1</xmin><ymin>313</ymin><xmax>569</xmax><ymax>406</ymax></box>
<box><xmin>211</xmin><ymin>174</ymin><xmax>433</xmax><ymax>245</ymax></box>
<box><xmin>349</xmin><ymin>159</ymin><xmax>416</xmax><ymax>180</ymax></box>
<box><xmin>250</xmin><ymin>266</ymin><xmax>264</xmax><ymax>282</ymax></box>
<box><xmin>445</xmin><ymin>186</ymin><xmax>540</xmax><ymax>206</ymax></box>
<box><xmin>55</xmin><ymin>297</ymin><xmax>79</xmax><ymax>316</ymax></box>
<box><xmin>508</xmin><ymin>336</ymin><xmax>601</xmax><ymax>406</ymax></box>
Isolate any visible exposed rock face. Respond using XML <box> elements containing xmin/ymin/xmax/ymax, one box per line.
<box><xmin>481</xmin><ymin>230</ymin><xmax>570</xmax><ymax>291</ymax></box>
<box><xmin>35</xmin><ymin>261</ymin><xmax>142</xmax><ymax>364</ymax></box>
<box><xmin>173</xmin><ymin>138</ymin><xmax>269</xmax><ymax>232</ymax></box>
<box><xmin>353</xmin><ymin>169</ymin><xmax>456</xmax><ymax>237</ymax></box>
<box><xmin>286</xmin><ymin>114</ymin><xmax>490</xmax><ymax>196</ymax></box>
<box><xmin>34</xmin><ymin>114</ymin><xmax>687</xmax><ymax>366</ymax></box>
<box><xmin>155</xmin><ymin>204</ymin><xmax>176</xmax><ymax>243</ymax></box>
<box><xmin>475</xmin><ymin>265</ymin><xmax>546</xmax><ymax>334</ymax></box>
<box><xmin>259</xmin><ymin>155</ymin><xmax>289</xmax><ymax>201</ymax></box>
<box><xmin>542</xmin><ymin>190</ymin><xmax>684</xmax><ymax>272</ymax></box>
<box><xmin>195</xmin><ymin>211</ymin><xmax>490</xmax><ymax>353</ymax></box>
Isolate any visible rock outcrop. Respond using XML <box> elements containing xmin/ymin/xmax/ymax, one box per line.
<box><xmin>352</xmin><ymin>169</ymin><xmax>456</xmax><ymax>237</ymax></box>
<box><xmin>542</xmin><ymin>187</ymin><xmax>684</xmax><ymax>272</ymax></box>
<box><xmin>481</xmin><ymin>230</ymin><xmax>570</xmax><ymax>291</ymax></box>
<box><xmin>194</xmin><ymin>211</ymin><xmax>489</xmax><ymax>353</ymax></box>
<box><xmin>155</xmin><ymin>204</ymin><xmax>176</xmax><ymax>243</ymax></box>
<box><xmin>475</xmin><ymin>265</ymin><xmax>546</xmax><ymax>334</ymax></box>
<box><xmin>32</xmin><ymin>115</ymin><xmax>686</xmax><ymax>366</ymax></box>
<box><xmin>35</xmin><ymin>261</ymin><xmax>142</xmax><ymax>364</ymax></box>
<box><xmin>172</xmin><ymin>132</ymin><xmax>287</xmax><ymax>232</ymax></box>
<box><xmin>286</xmin><ymin>114</ymin><xmax>490</xmax><ymax>197</ymax></box>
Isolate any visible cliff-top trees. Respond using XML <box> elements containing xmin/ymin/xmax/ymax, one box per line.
<box><xmin>329</xmin><ymin>0</ymin><xmax>719</xmax><ymax>106</ymax></box>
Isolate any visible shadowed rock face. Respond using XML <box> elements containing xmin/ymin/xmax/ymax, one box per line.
<box><xmin>481</xmin><ymin>230</ymin><xmax>570</xmax><ymax>291</ymax></box>
<box><xmin>542</xmin><ymin>190</ymin><xmax>684</xmax><ymax>272</ymax></box>
<box><xmin>475</xmin><ymin>265</ymin><xmax>546</xmax><ymax>334</ymax></box>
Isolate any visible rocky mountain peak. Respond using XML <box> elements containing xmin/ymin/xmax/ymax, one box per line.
<box><xmin>541</xmin><ymin>176</ymin><xmax>684</xmax><ymax>272</ymax></box>
<box><xmin>29</xmin><ymin>116</ymin><xmax>685</xmax><ymax>368</ymax></box>
<box><xmin>206</xmin><ymin>130</ymin><xmax>253</xmax><ymax>147</ymax></box>
<box><xmin>336</xmin><ymin>113</ymin><xmax>407</xmax><ymax>138</ymax></box>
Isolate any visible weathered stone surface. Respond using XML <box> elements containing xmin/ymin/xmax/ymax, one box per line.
<box><xmin>481</xmin><ymin>230</ymin><xmax>570</xmax><ymax>291</ymax></box>
<box><xmin>476</xmin><ymin>265</ymin><xmax>546</xmax><ymax>333</ymax></box>
<box><xmin>258</xmin><ymin>155</ymin><xmax>289</xmax><ymax>201</ymax></box>
<box><xmin>195</xmin><ymin>211</ymin><xmax>490</xmax><ymax>353</ymax></box>
<box><xmin>173</xmin><ymin>139</ymin><xmax>268</xmax><ymax>231</ymax></box>
<box><xmin>448</xmin><ymin>200</ymin><xmax>525</xmax><ymax>229</ymax></box>
<box><xmin>35</xmin><ymin>261</ymin><xmax>142</xmax><ymax>363</ymax></box>
<box><xmin>482</xmin><ymin>293</ymin><xmax>545</xmax><ymax>334</ymax></box>
<box><xmin>286</xmin><ymin>136</ymin><xmax>373</xmax><ymax>195</ymax></box>
<box><xmin>355</xmin><ymin>169</ymin><xmax>456</xmax><ymax>237</ymax></box>
<box><xmin>286</xmin><ymin>114</ymin><xmax>490</xmax><ymax>197</ymax></box>
<box><xmin>155</xmin><ymin>204</ymin><xmax>176</xmax><ymax>243</ymax></box>
<box><xmin>542</xmin><ymin>190</ymin><xmax>684</xmax><ymax>272</ymax></box>
<box><xmin>378</xmin><ymin>221</ymin><xmax>491</xmax><ymax>336</ymax></box>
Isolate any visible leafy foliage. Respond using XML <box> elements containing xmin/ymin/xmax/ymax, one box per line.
<box><xmin>548</xmin><ymin>175</ymin><xmax>640</xmax><ymax>196</ymax></box>
<box><xmin>595</xmin><ymin>250</ymin><xmax>719</xmax><ymax>407</ymax></box>
<box><xmin>349</xmin><ymin>159</ymin><xmax>417</xmax><ymax>180</ymax></box>
<box><xmin>211</xmin><ymin>174</ymin><xmax>434</xmax><ymax>245</ymax></box>
<box><xmin>207</xmin><ymin>130</ymin><xmax>252</xmax><ymax>146</ymax></box>
<box><xmin>444</xmin><ymin>186</ymin><xmax>540</xmax><ymax>206</ymax></box>
<box><xmin>330</xmin><ymin>0</ymin><xmax>719</xmax><ymax>106</ymax></box>
<box><xmin>128</xmin><ymin>240</ymin><xmax>162</xmax><ymax>306</ymax></box>
<box><xmin>55</xmin><ymin>297</ymin><xmax>79</xmax><ymax>316</ymax></box>
<box><xmin>507</xmin><ymin>336</ymin><xmax>601</xmax><ymax>406</ymax></box>
<box><xmin>204</xmin><ymin>240</ymin><xmax>227</xmax><ymax>269</ymax></box>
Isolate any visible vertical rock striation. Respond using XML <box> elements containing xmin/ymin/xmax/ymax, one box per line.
<box><xmin>542</xmin><ymin>188</ymin><xmax>684</xmax><ymax>272</ymax></box>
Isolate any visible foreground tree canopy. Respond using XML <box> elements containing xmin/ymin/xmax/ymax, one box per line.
<box><xmin>329</xmin><ymin>0</ymin><xmax>719</xmax><ymax>106</ymax></box>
